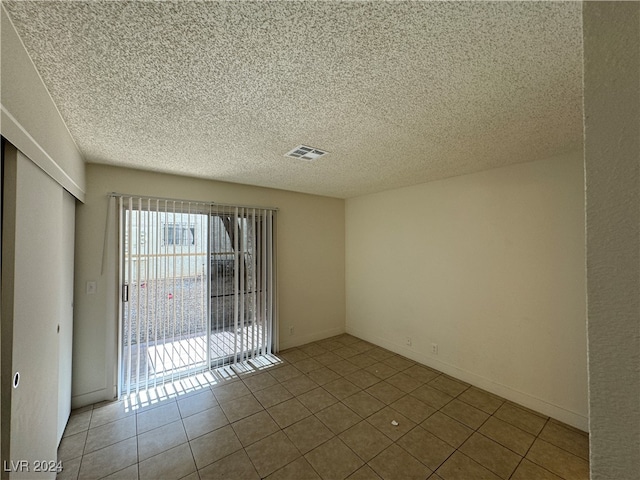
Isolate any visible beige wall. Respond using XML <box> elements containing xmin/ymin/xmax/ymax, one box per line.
<box><xmin>583</xmin><ymin>2</ymin><xmax>640</xmax><ymax>477</ymax></box>
<box><xmin>72</xmin><ymin>164</ymin><xmax>345</xmax><ymax>406</ymax></box>
<box><xmin>346</xmin><ymin>152</ymin><xmax>588</xmax><ymax>430</ymax></box>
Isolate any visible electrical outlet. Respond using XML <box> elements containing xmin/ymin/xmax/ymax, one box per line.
<box><xmin>431</xmin><ymin>343</ymin><xmax>438</xmax><ymax>355</ymax></box>
<box><xmin>86</xmin><ymin>281</ymin><xmax>97</xmax><ymax>295</ymax></box>
<box><xmin>289</xmin><ymin>326</ymin><xmax>294</xmax><ymax>335</ymax></box>
<box><xmin>405</xmin><ymin>337</ymin><xmax>412</xmax><ymax>347</ymax></box>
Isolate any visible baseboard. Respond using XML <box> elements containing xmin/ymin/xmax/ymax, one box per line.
<box><xmin>346</xmin><ymin>326</ymin><xmax>588</xmax><ymax>432</ymax></box>
<box><xmin>72</xmin><ymin>388</ymin><xmax>114</xmax><ymax>410</ymax></box>
<box><xmin>279</xmin><ymin>326</ymin><xmax>345</xmax><ymax>350</ymax></box>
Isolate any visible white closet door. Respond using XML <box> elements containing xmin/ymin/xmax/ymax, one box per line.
<box><xmin>57</xmin><ymin>190</ymin><xmax>75</xmax><ymax>444</ymax></box>
<box><xmin>3</xmin><ymin>148</ymin><xmax>68</xmax><ymax>478</ymax></box>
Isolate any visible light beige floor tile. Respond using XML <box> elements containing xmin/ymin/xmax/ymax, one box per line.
<box><xmin>344</xmin><ymin>369</ymin><xmax>381</xmax><ymax>389</ymax></box>
<box><xmin>459</xmin><ymin>433</ymin><xmax>521</xmax><ymax>479</ymax></box>
<box><xmin>428</xmin><ymin>375</ymin><xmax>469</xmax><ymax>397</ymax></box>
<box><xmin>383</xmin><ymin>356</ymin><xmax>415</xmax><ymax>371</ymax></box>
<box><xmin>365</xmin><ymin>381</ymin><xmax>405</xmax><ymax>405</ymax></box>
<box><xmin>440</xmin><ymin>399</ymin><xmax>489</xmax><ymax>429</ymax></box>
<box><xmin>219</xmin><ymin>393</ymin><xmax>263</xmax><ymax>423</ymax></box>
<box><xmin>457</xmin><ymin>387</ymin><xmax>504</xmax><ymax>414</ymax></box>
<box><xmin>333</xmin><ymin>346</ymin><xmax>359</xmax><ymax>359</ymax></box>
<box><xmin>306</xmin><ymin>367</ymin><xmax>341</xmax><ymax>386</ymax></box>
<box><xmin>198</xmin><ymin>449</ymin><xmax>260</xmax><ymax>480</ymax></box>
<box><xmin>422</xmin><ymin>412</ymin><xmax>473</xmax><ymax>448</ymax></box>
<box><xmin>297</xmin><ymin>387</ymin><xmax>339</xmax><ymax>413</ymax></box>
<box><xmin>231</xmin><ymin>410</ymin><xmax>280</xmax><ymax>446</ymax></box>
<box><xmin>397</xmin><ymin>426</ymin><xmax>455</xmax><ymax>471</ymax></box>
<box><xmin>85</xmin><ymin>415</ymin><xmax>137</xmax><ymax>454</ymax></box>
<box><xmin>385</xmin><ymin>372</ymin><xmax>423</xmax><ymax>393</ymax></box>
<box><xmin>284</xmin><ymin>415</ymin><xmax>334</xmax><ymax>454</ymax></box>
<box><xmin>346</xmin><ymin>465</ymin><xmax>383</xmax><ymax>480</ymax></box>
<box><xmin>316</xmin><ymin>339</ymin><xmax>344</xmax><ymax>351</ymax></box>
<box><xmin>526</xmin><ymin>439</ymin><xmax>590</xmax><ymax>479</ymax></box>
<box><xmin>347</xmin><ymin>354</ymin><xmax>378</xmax><ymax>369</ymax></box>
<box><xmin>323</xmin><ymin>378</ymin><xmax>362</xmax><ymax>400</ymax></box>
<box><xmin>494</xmin><ymin>403</ymin><xmax>547</xmax><ymax>435</ymax></box>
<box><xmin>342</xmin><ymin>391</ymin><xmax>385</xmax><ymax>418</ymax></box>
<box><xmin>89</xmin><ymin>401</ymin><xmax>135</xmax><ymax>429</ymax></box>
<box><xmin>139</xmin><ymin>442</ymin><xmax>195</xmax><ymax>480</ymax></box>
<box><xmin>364</xmin><ymin>362</ymin><xmax>398</xmax><ymax>380</ymax></box>
<box><xmin>211</xmin><ymin>380</ymin><xmax>251</xmax><ymax>404</ymax></box>
<box><xmin>137</xmin><ymin>419</ymin><xmax>187</xmax><ymax>461</ymax></box>
<box><xmin>369</xmin><ymin>443</ymin><xmax>432</xmax><ymax>480</ymax></box>
<box><xmin>177</xmin><ymin>389</ymin><xmax>217</xmax><ymax>418</ymax></box>
<box><xmin>282</xmin><ymin>374</ymin><xmax>320</xmax><ymax>394</ymax></box>
<box><xmin>404</xmin><ymin>365</ymin><xmax>440</xmax><ymax>384</ymax></box>
<box><xmin>478</xmin><ymin>417</ymin><xmax>535</xmax><ymax>456</ymax></box>
<box><xmin>510</xmin><ymin>459</ymin><xmax>563</xmax><ymax>480</ymax></box>
<box><xmin>300</xmin><ymin>343</ymin><xmax>329</xmax><ymax>357</ymax></box>
<box><xmin>269</xmin><ymin>364</ymin><xmax>303</xmax><ymax>382</ymax></box>
<box><xmin>293</xmin><ymin>357</ymin><xmax>324</xmax><ymax>374</ymax></box>
<box><xmin>326</xmin><ymin>359</ymin><xmax>361</xmax><ymax>375</ymax></box>
<box><xmin>266</xmin><ymin>457</ymin><xmax>321</xmax><ymax>480</ymax></box>
<box><xmin>349</xmin><ymin>341</ymin><xmax>375</xmax><ymax>354</ymax></box>
<box><xmin>136</xmin><ymin>402</ymin><xmax>181</xmax><ymax>434</ymax></box>
<box><xmin>411</xmin><ymin>385</ymin><xmax>454</xmax><ymax>410</ymax></box>
<box><xmin>277</xmin><ymin>349</ymin><xmax>309</xmax><ymax>363</ymax></box>
<box><xmin>245</xmin><ymin>431</ymin><xmax>302</xmax><ymax>478</ymax></box>
<box><xmin>182</xmin><ymin>404</ymin><xmax>228</xmax><ymax>440</ymax></box>
<box><xmin>314</xmin><ymin>352</ymin><xmax>343</xmax><ymax>366</ymax></box>
<box><xmin>102</xmin><ymin>464</ymin><xmax>139</xmax><ymax>480</ymax></box>
<box><xmin>56</xmin><ymin>455</ymin><xmax>81</xmax><ymax>480</ymax></box>
<box><xmin>243</xmin><ymin>371</ymin><xmax>278</xmax><ymax>392</ymax></box>
<box><xmin>390</xmin><ymin>394</ymin><xmax>436</xmax><ymax>424</ymax></box>
<box><xmin>539</xmin><ymin>420</ymin><xmax>589</xmax><ymax>460</ymax></box>
<box><xmin>365</xmin><ymin>348</ymin><xmax>396</xmax><ymax>361</ymax></box>
<box><xmin>268</xmin><ymin>398</ymin><xmax>312</xmax><ymax>428</ymax></box>
<box><xmin>189</xmin><ymin>424</ymin><xmax>243</xmax><ymax>470</ymax></box>
<box><xmin>178</xmin><ymin>472</ymin><xmax>199</xmax><ymax>480</ymax></box>
<box><xmin>58</xmin><ymin>430</ymin><xmax>87</xmax><ymax>462</ymax></box>
<box><xmin>78</xmin><ymin>436</ymin><xmax>138</xmax><ymax>480</ymax></box>
<box><xmin>339</xmin><ymin>420</ymin><xmax>392</xmax><ymax>462</ymax></box>
<box><xmin>305</xmin><ymin>437</ymin><xmax>363</xmax><ymax>480</ymax></box>
<box><xmin>366</xmin><ymin>406</ymin><xmax>416</xmax><ymax>441</ymax></box>
<box><xmin>336</xmin><ymin>335</ymin><xmax>360</xmax><ymax>346</ymax></box>
<box><xmin>63</xmin><ymin>410</ymin><xmax>92</xmax><ymax>437</ymax></box>
<box><xmin>253</xmin><ymin>383</ymin><xmax>294</xmax><ymax>409</ymax></box>
<box><xmin>316</xmin><ymin>402</ymin><xmax>362</xmax><ymax>434</ymax></box>
<box><xmin>436</xmin><ymin>451</ymin><xmax>501</xmax><ymax>480</ymax></box>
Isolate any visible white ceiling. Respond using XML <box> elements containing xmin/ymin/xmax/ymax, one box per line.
<box><xmin>4</xmin><ymin>1</ymin><xmax>584</xmax><ymax>199</ymax></box>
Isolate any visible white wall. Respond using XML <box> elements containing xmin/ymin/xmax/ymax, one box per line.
<box><xmin>72</xmin><ymin>164</ymin><xmax>345</xmax><ymax>407</ymax></box>
<box><xmin>583</xmin><ymin>2</ymin><xmax>640</xmax><ymax>477</ymax></box>
<box><xmin>346</xmin><ymin>152</ymin><xmax>588</xmax><ymax>430</ymax></box>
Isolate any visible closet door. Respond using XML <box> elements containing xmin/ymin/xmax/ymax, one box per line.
<box><xmin>57</xmin><ymin>190</ymin><xmax>75</xmax><ymax>444</ymax></box>
<box><xmin>2</xmin><ymin>147</ymin><xmax>68</xmax><ymax>478</ymax></box>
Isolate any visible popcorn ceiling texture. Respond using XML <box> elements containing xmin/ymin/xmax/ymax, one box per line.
<box><xmin>3</xmin><ymin>1</ymin><xmax>583</xmax><ymax>198</ymax></box>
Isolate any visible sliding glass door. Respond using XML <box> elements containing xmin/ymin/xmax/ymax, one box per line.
<box><xmin>118</xmin><ymin>197</ymin><xmax>275</xmax><ymax>395</ymax></box>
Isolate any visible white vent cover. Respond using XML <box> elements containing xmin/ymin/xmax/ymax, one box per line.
<box><xmin>284</xmin><ymin>145</ymin><xmax>328</xmax><ymax>161</ymax></box>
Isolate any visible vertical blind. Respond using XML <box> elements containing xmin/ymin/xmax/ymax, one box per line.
<box><xmin>116</xmin><ymin>194</ymin><xmax>277</xmax><ymax>395</ymax></box>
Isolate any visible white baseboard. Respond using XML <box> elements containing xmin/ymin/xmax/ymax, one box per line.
<box><xmin>347</xmin><ymin>326</ymin><xmax>588</xmax><ymax>432</ymax></box>
<box><xmin>72</xmin><ymin>388</ymin><xmax>114</xmax><ymax>410</ymax></box>
<box><xmin>279</xmin><ymin>326</ymin><xmax>345</xmax><ymax>350</ymax></box>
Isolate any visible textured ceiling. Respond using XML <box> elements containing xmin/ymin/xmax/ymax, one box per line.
<box><xmin>3</xmin><ymin>1</ymin><xmax>583</xmax><ymax>198</ymax></box>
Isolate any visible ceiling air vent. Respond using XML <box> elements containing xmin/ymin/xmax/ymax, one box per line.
<box><xmin>284</xmin><ymin>145</ymin><xmax>328</xmax><ymax>161</ymax></box>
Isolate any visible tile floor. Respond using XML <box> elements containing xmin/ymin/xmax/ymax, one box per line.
<box><xmin>57</xmin><ymin>334</ymin><xmax>589</xmax><ymax>480</ymax></box>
